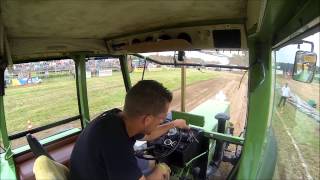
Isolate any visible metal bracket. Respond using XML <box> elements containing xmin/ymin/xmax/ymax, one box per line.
<box><xmin>0</xmin><ymin>57</ymin><xmax>7</xmax><ymax>96</ymax></box>
<box><xmin>248</xmin><ymin>59</ymin><xmax>266</xmax><ymax>90</ymax></box>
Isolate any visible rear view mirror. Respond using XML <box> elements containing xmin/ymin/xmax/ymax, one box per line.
<box><xmin>292</xmin><ymin>50</ymin><xmax>317</xmax><ymax>83</ymax></box>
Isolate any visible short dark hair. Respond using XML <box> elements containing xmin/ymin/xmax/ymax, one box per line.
<box><xmin>124</xmin><ymin>80</ymin><xmax>172</xmax><ymax>117</ymax></box>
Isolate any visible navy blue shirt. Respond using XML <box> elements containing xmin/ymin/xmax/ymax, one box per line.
<box><xmin>70</xmin><ymin>108</ymin><xmax>142</xmax><ymax>180</ymax></box>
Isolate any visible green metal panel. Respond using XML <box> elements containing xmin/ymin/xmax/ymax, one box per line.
<box><xmin>203</xmin><ymin>131</ymin><xmax>244</xmax><ymax>145</ymax></box>
<box><xmin>256</xmin><ymin>128</ymin><xmax>277</xmax><ymax>179</ymax></box>
<box><xmin>171</xmin><ymin>111</ymin><xmax>205</xmax><ymax>127</ymax></box>
<box><xmin>237</xmin><ymin>38</ymin><xmax>274</xmax><ymax>179</ymax></box>
<box><xmin>74</xmin><ymin>55</ymin><xmax>90</xmax><ymax>126</ymax></box>
<box><xmin>0</xmin><ymin>96</ymin><xmax>17</xmax><ymax>179</ymax></box>
<box><xmin>119</xmin><ymin>55</ymin><xmax>132</xmax><ymax>92</ymax></box>
<box><xmin>236</xmin><ymin>0</ymin><xmax>319</xmax><ymax>179</ymax></box>
<box><xmin>272</xmin><ymin>0</ymin><xmax>320</xmax><ymax>46</ymax></box>
<box><xmin>0</xmin><ymin>153</ymin><xmax>16</xmax><ymax>180</ymax></box>
<box><xmin>190</xmin><ymin>100</ymin><xmax>230</xmax><ymax>132</ymax></box>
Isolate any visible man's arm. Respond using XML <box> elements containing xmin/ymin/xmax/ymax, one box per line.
<box><xmin>143</xmin><ymin>119</ymin><xmax>189</xmax><ymax>141</ymax></box>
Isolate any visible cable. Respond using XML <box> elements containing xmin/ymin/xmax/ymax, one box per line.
<box><xmin>185</xmin><ymin>151</ymin><xmax>207</xmax><ymax>167</ymax></box>
<box><xmin>178</xmin><ymin>151</ymin><xmax>208</xmax><ymax>178</ymax></box>
<box><xmin>238</xmin><ymin>70</ymin><xmax>248</xmax><ymax>89</ymax></box>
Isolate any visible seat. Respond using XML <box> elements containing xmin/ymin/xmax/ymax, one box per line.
<box><xmin>16</xmin><ymin>134</ymin><xmax>77</xmax><ymax>180</ymax></box>
<box><xmin>33</xmin><ymin>155</ymin><xmax>69</xmax><ymax>180</ymax></box>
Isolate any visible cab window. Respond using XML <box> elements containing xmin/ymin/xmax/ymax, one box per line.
<box><xmin>85</xmin><ymin>58</ymin><xmax>126</xmax><ymax>118</ymax></box>
<box><xmin>272</xmin><ymin>32</ymin><xmax>319</xmax><ymax>179</ymax></box>
<box><xmin>4</xmin><ymin>59</ymin><xmax>80</xmax><ymax>149</ymax></box>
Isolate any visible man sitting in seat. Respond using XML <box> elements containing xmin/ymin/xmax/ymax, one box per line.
<box><xmin>70</xmin><ymin>80</ymin><xmax>189</xmax><ymax>180</ymax></box>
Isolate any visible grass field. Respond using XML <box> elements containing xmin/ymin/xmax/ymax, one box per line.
<box><xmin>272</xmin><ymin>91</ymin><xmax>320</xmax><ymax>179</ymax></box>
<box><xmin>4</xmin><ymin>68</ymin><xmax>218</xmax><ymax>135</ymax></box>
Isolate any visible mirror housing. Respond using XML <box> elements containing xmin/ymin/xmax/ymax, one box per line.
<box><xmin>292</xmin><ymin>50</ymin><xmax>317</xmax><ymax>83</ymax></box>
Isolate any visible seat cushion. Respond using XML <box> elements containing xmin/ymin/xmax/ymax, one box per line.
<box><xmin>33</xmin><ymin>155</ymin><xmax>69</xmax><ymax>180</ymax></box>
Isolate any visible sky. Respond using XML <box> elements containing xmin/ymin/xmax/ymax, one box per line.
<box><xmin>141</xmin><ymin>32</ymin><xmax>319</xmax><ymax>66</ymax></box>
<box><xmin>276</xmin><ymin>32</ymin><xmax>320</xmax><ymax>66</ymax></box>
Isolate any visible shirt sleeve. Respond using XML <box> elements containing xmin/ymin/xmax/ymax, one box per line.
<box><xmin>102</xmin><ymin>139</ymin><xmax>143</xmax><ymax>180</ymax></box>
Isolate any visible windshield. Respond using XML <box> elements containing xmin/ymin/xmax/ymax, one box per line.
<box><xmin>138</xmin><ymin>50</ymin><xmax>249</xmax><ymax>68</ymax></box>
<box><xmin>272</xmin><ymin>32</ymin><xmax>320</xmax><ymax>179</ymax></box>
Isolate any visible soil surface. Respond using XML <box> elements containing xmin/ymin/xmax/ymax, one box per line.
<box><xmin>170</xmin><ymin>72</ymin><xmax>248</xmax><ymax>135</ymax></box>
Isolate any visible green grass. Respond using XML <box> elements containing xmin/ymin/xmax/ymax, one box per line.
<box><xmin>4</xmin><ymin>68</ymin><xmax>217</xmax><ymax>135</ymax></box>
<box><xmin>272</xmin><ymin>93</ymin><xmax>320</xmax><ymax>180</ymax></box>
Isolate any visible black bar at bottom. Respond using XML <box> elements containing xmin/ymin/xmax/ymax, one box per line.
<box><xmin>8</xmin><ymin>115</ymin><xmax>81</xmax><ymax>140</ymax></box>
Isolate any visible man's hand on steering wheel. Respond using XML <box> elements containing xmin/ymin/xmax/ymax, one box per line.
<box><xmin>172</xmin><ymin>119</ymin><xmax>190</xmax><ymax>129</ymax></box>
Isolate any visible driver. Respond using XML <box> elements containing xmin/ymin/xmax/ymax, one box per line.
<box><xmin>70</xmin><ymin>80</ymin><xmax>189</xmax><ymax>180</ymax></box>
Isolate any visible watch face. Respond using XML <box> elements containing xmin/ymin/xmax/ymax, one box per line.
<box><xmin>167</xmin><ymin>127</ymin><xmax>178</xmax><ymax>136</ymax></box>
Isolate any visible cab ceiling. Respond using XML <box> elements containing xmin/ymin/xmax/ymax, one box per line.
<box><xmin>2</xmin><ymin>0</ymin><xmax>248</xmax><ymax>39</ymax></box>
<box><xmin>0</xmin><ymin>0</ymin><xmax>265</xmax><ymax>62</ymax></box>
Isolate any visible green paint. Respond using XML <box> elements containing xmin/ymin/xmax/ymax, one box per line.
<box><xmin>0</xmin><ymin>153</ymin><xmax>16</xmax><ymax>180</ymax></box>
<box><xmin>0</xmin><ymin>96</ymin><xmax>17</xmax><ymax>180</ymax></box>
<box><xmin>236</xmin><ymin>0</ymin><xmax>319</xmax><ymax>178</ymax></box>
<box><xmin>256</xmin><ymin>128</ymin><xmax>278</xmax><ymax>179</ymax></box>
<box><xmin>171</xmin><ymin>111</ymin><xmax>205</xmax><ymax>127</ymax></box>
<box><xmin>74</xmin><ymin>55</ymin><xmax>90</xmax><ymax>126</ymax></box>
<box><xmin>120</xmin><ymin>55</ymin><xmax>132</xmax><ymax>92</ymax></box>
<box><xmin>190</xmin><ymin>100</ymin><xmax>229</xmax><ymax>132</ymax></box>
<box><xmin>203</xmin><ymin>131</ymin><xmax>244</xmax><ymax>145</ymax></box>
<box><xmin>237</xmin><ymin>39</ymin><xmax>274</xmax><ymax>179</ymax></box>
<box><xmin>273</xmin><ymin>0</ymin><xmax>320</xmax><ymax>46</ymax></box>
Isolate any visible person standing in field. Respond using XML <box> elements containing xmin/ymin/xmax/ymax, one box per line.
<box><xmin>278</xmin><ymin>83</ymin><xmax>291</xmax><ymax>107</ymax></box>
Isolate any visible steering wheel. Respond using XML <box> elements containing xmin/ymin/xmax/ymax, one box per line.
<box><xmin>134</xmin><ymin>128</ymin><xmax>182</xmax><ymax>160</ymax></box>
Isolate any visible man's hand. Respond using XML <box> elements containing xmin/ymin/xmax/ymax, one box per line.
<box><xmin>172</xmin><ymin>119</ymin><xmax>189</xmax><ymax>129</ymax></box>
<box><xmin>145</xmin><ymin>163</ymin><xmax>171</xmax><ymax>180</ymax></box>
<box><xmin>143</xmin><ymin>119</ymin><xmax>189</xmax><ymax>141</ymax></box>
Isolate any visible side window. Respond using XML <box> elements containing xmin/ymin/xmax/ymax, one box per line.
<box><xmin>4</xmin><ymin>60</ymin><xmax>80</xmax><ymax>149</ymax></box>
<box><xmin>86</xmin><ymin>58</ymin><xmax>126</xmax><ymax>118</ymax></box>
<box><xmin>272</xmin><ymin>32</ymin><xmax>319</xmax><ymax>179</ymax></box>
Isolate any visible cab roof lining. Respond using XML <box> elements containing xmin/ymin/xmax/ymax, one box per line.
<box><xmin>2</xmin><ymin>1</ymin><xmax>248</xmax><ymax>39</ymax></box>
<box><xmin>0</xmin><ymin>0</ymin><xmax>267</xmax><ymax>63</ymax></box>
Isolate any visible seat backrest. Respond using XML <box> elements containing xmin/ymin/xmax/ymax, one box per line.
<box><xmin>33</xmin><ymin>155</ymin><xmax>69</xmax><ymax>180</ymax></box>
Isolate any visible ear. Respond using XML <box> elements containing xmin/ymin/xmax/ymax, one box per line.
<box><xmin>142</xmin><ymin>115</ymin><xmax>153</xmax><ymax>126</ymax></box>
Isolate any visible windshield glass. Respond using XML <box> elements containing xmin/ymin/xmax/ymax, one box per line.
<box><xmin>139</xmin><ymin>50</ymin><xmax>249</xmax><ymax>67</ymax></box>
<box><xmin>272</xmin><ymin>32</ymin><xmax>320</xmax><ymax>179</ymax></box>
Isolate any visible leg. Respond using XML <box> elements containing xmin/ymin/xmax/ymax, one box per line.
<box><xmin>136</xmin><ymin>157</ymin><xmax>156</xmax><ymax>176</ymax></box>
<box><xmin>282</xmin><ymin>97</ymin><xmax>287</xmax><ymax>107</ymax></box>
<box><xmin>278</xmin><ymin>96</ymin><xmax>284</xmax><ymax>107</ymax></box>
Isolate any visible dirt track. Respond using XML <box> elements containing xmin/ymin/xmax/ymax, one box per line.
<box><xmin>170</xmin><ymin>72</ymin><xmax>248</xmax><ymax>135</ymax></box>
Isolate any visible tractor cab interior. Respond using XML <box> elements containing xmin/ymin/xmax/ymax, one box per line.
<box><xmin>1</xmin><ymin>0</ymin><xmax>319</xmax><ymax>180</ymax></box>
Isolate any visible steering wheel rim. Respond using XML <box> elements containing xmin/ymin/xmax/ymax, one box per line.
<box><xmin>135</xmin><ymin>128</ymin><xmax>182</xmax><ymax>160</ymax></box>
